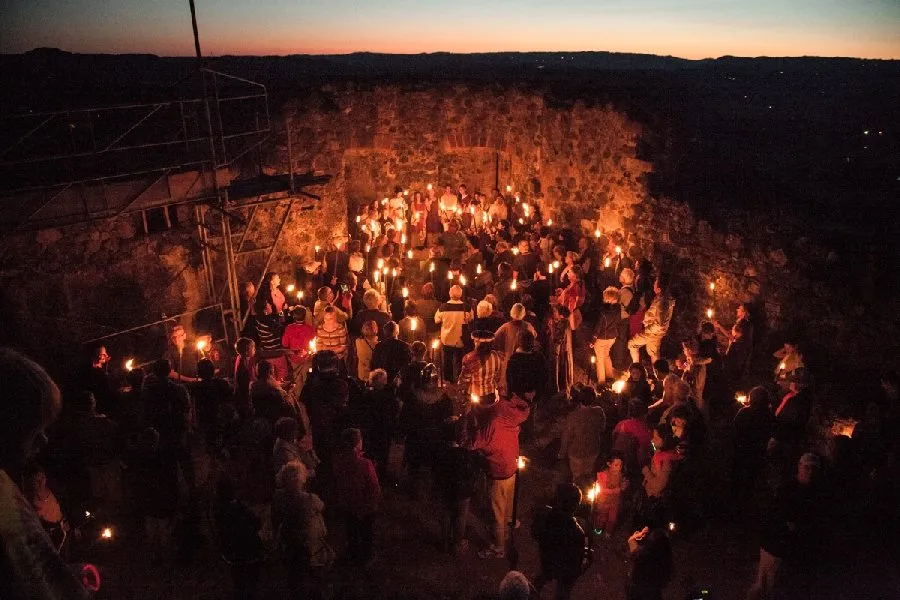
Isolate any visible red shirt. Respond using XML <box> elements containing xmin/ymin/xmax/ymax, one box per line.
<box><xmin>332</xmin><ymin>448</ymin><xmax>381</xmax><ymax>517</ymax></box>
<box><xmin>613</xmin><ymin>418</ymin><xmax>653</xmax><ymax>466</ymax></box>
<box><xmin>282</xmin><ymin>322</ymin><xmax>316</xmax><ymax>366</ymax></box>
<box><xmin>469</xmin><ymin>396</ymin><xmax>531</xmax><ymax>479</ymax></box>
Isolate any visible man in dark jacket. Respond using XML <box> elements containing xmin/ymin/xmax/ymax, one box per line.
<box><xmin>371</xmin><ymin>321</ymin><xmax>412</xmax><ymax>385</ymax></box>
<box><xmin>301</xmin><ymin>351</ymin><xmax>350</xmax><ymax>466</ymax></box>
<box><xmin>532</xmin><ymin>483</ymin><xmax>590</xmax><ymax>600</ymax></box>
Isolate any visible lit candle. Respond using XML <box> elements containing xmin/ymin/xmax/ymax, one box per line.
<box><xmin>377</xmin><ymin>258</ymin><xmax>385</xmax><ymax>269</ymax></box>
<box><xmin>512</xmin><ymin>247</ymin><xmax>520</xmax><ymax>256</ymax></box>
<box><xmin>517</xmin><ymin>456</ymin><xmax>527</xmax><ymax>470</ymax></box>
<box><xmin>410</xmin><ymin>318</ymin><xmax>417</xmax><ymax>331</ymax></box>
<box><xmin>447</xmin><ymin>271</ymin><xmax>454</xmax><ymax>280</ymax></box>
<box><xmin>510</xmin><ymin>279</ymin><xmax>518</xmax><ymax>290</ymax></box>
<box><xmin>125</xmin><ymin>359</ymin><xmax>135</xmax><ymax>372</ymax></box>
<box><xmin>402</xmin><ymin>286</ymin><xmax>409</xmax><ymax>298</ymax></box>
<box><xmin>355</xmin><ymin>215</ymin><xmax>361</xmax><ymax>223</ymax></box>
<box><xmin>309</xmin><ymin>338</ymin><xmax>317</xmax><ymax>353</ymax></box>
<box><xmin>469</xmin><ymin>205</ymin><xmax>475</xmax><ymax>215</ymax></box>
<box><xmin>706</xmin><ymin>308</ymin><xmax>714</xmax><ymax>319</ymax></box>
<box><xmin>604</xmin><ymin>257</ymin><xmax>611</xmax><ymax>268</ymax></box>
<box><xmin>778</xmin><ymin>361</ymin><xmax>786</xmax><ymax>371</ymax></box>
<box><xmin>365</xmin><ymin>243</ymin><xmax>371</xmax><ymax>253</ymax></box>
<box><xmin>101</xmin><ymin>527</ymin><xmax>114</xmax><ymax>540</ymax></box>
<box><xmin>407</xmin><ymin>249</ymin><xmax>413</xmax><ymax>259</ymax></box>
<box><xmin>476</xmin><ymin>264</ymin><xmax>482</xmax><ymax>275</ymax></box>
<box><xmin>553</xmin><ymin>260</ymin><xmax>560</xmax><ymax>270</ymax></box>
<box><xmin>470</xmin><ymin>393</ymin><xmax>480</xmax><ymax>404</ymax></box>
<box><xmin>395</xmin><ymin>218</ymin><xmax>404</xmax><ymax>231</ymax></box>
<box><xmin>506</xmin><ymin>185</ymin><xmax>512</xmax><ymax>193</ymax></box>
<box><xmin>391</xmin><ymin>268</ymin><xmax>397</xmax><ymax>278</ymax></box>
<box><xmin>546</xmin><ymin>219</ymin><xmax>553</xmax><ymax>226</ymax></box>
<box><xmin>429</xmin><ymin>262</ymin><xmax>435</xmax><ymax>273</ymax></box>
<box><xmin>196</xmin><ymin>339</ymin><xmax>207</xmax><ymax>352</ymax></box>
<box><xmin>594</xmin><ymin>229</ymin><xmax>601</xmax><ymax>238</ymax></box>
<box><xmin>431</xmin><ymin>339</ymin><xmax>440</xmax><ymax>350</ymax></box>
<box><xmin>459</xmin><ymin>275</ymin><xmax>467</xmax><ymax>286</ymax></box>
<box><xmin>518</xmin><ymin>218</ymin><xmax>524</xmax><ymax>224</ymax></box>
<box><xmin>373</xmin><ymin>271</ymin><xmax>380</xmax><ymax>283</ymax></box>
<box><xmin>590</xmin><ymin>355</ymin><xmax>596</xmax><ymax>364</ymax></box>
<box><xmin>286</xmin><ymin>284</ymin><xmax>296</xmax><ymax>293</ymax></box>
<box><xmin>615</xmin><ymin>245</ymin><xmax>622</xmax><ymax>255</ymax></box>
<box><xmin>455</xmin><ymin>206</ymin><xmax>462</xmax><ymax>215</ymax></box>
<box><xmin>382</xmin><ymin>197</ymin><xmax>388</xmax><ymax>205</ymax></box>
<box><xmin>736</xmin><ymin>393</ymin><xmax>748</xmax><ymax>405</ymax></box>
<box><xmin>382</xmin><ymin>266</ymin><xmax>389</xmax><ymax>275</ymax></box>
<box><xmin>403</xmin><ymin>189</ymin><xmax>409</xmax><ymax>196</ymax></box>
<box><xmin>298</xmin><ymin>290</ymin><xmax>304</xmax><ymax>300</ymax></box>
<box><xmin>668</xmin><ymin>522</ymin><xmax>677</xmax><ymax>533</ymax></box>
<box><xmin>709</xmin><ymin>282</ymin><xmax>716</xmax><ymax>291</ymax></box>
<box><xmin>548</xmin><ymin>263</ymin><xmax>554</xmax><ymax>274</ymax></box>
<box><xmin>612</xmin><ymin>380</ymin><xmax>625</xmax><ymax>394</ymax></box>
<box><xmin>427</xmin><ymin>183</ymin><xmax>433</xmax><ymax>191</ymax></box>
<box><xmin>401</xmin><ymin>233</ymin><xmax>407</xmax><ymax>244</ymax></box>
<box><xmin>314</xmin><ymin>245</ymin><xmax>321</xmax><ymax>254</ymax></box>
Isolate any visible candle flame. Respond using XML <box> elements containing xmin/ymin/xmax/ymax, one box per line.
<box><xmin>309</xmin><ymin>338</ymin><xmax>317</xmax><ymax>353</ymax></box>
<box><xmin>709</xmin><ymin>282</ymin><xmax>716</xmax><ymax>291</ymax></box>
<box><xmin>392</xmin><ymin>268</ymin><xmax>397</xmax><ymax>277</ymax></box>
<box><xmin>460</xmin><ymin>275</ymin><xmax>467</xmax><ymax>286</ymax></box>
<box><xmin>548</xmin><ymin>263</ymin><xmax>554</xmax><ymax>274</ymax></box>
<box><xmin>476</xmin><ymin>264</ymin><xmax>482</xmax><ymax>274</ymax></box>
<box><xmin>736</xmin><ymin>393</ymin><xmax>748</xmax><ymax>405</ymax></box>
<box><xmin>314</xmin><ymin>245</ymin><xmax>320</xmax><ymax>253</ymax></box>
<box><xmin>506</xmin><ymin>185</ymin><xmax>512</xmax><ymax>192</ymax></box>
<box><xmin>590</xmin><ymin>355</ymin><xmax>596</xmax><ymax>364</ymax></box>
<box><xmin>286</xmin><ymin>284</ymin><xmax>296</xmax><ymax>293</ymax></box>
<box><xmin>429</xmin><ymin>262</ymin><xmax>435</xmax><ymax>272</ymax></box>
<box><xmin>615</xmin><ymin>245</ymin><xmax>622</xmax><ymax>255</ymax></box>
<box><xmin>101</xmin><ymin>527</ymin><xmax>113</xmax><ymax>540</ymax></box>
<box><xmin>355</xmin><ymin>215</ymin><xmax>361</xmax><ymax>223</ymax></box>
<box><xmin>377</xmin><ymin>258</ymin><xmax>384</xmax><ymax>269</ymax></box>
<box><xmin>373</xmin><ymin>271</ymin><xmax>380</xmax><ymax>283</ymax></box>
<box><xmin>668</xmin><ymin>521</ymin><xmax>677</xmax><ymax>532</ymax></box>
<box><xmin>512</xmin><ymin>247</ymin><xmax>520</xmax><ymax>255</ymax></box>
<box><xmin>612</xmin><ymin>380</ymin><xmax>626</xmax><ymax>394</ymax></box>
<box><xmin>518</xmin><ymin>218</ymin><xmax>524</xmax><ymax>224</ymax></box>
<box><xmin>410</xmin><ymin>318</ymin><xmax>417</xmax><ymax>331</ymax></box>
<box><xmin>448</xmin><ymin>271</ymin><xmax>454</xmax><ymax>280</ymax></box>
<box><xmin>431</xmin><ymin>339</ymin><xmax>440</xmax><ymax>350</ymax></box>
<box><xmin>427</xmin><ymin>183</ymin><xmax>433</xmax><ymax>190</ymax></box>
<box><xmin>298</xmin><ymin>290</ymin><xmax>304</xmax><ymax>299</ymax></box>
<box><xmin>604</xmin><ymin>257</ymin><xmax>611</xmax><ymax>268</ymax></box>
<box><xmin>517</xmin><ymin>456</ymin><xmax>527</xmax><ymax>470</ymax></box>
<box><xmin>196</xmin><ymin>339</ymin><xmax>207</xmax><ymax>351</ymax></box>
<box><xmin>510</xmin><ymin>279</ymin><xmax>518</xmax><ymax>290</ymax></box>
<box><xmin>594</xmin><ymin>229</ymin><xmax>601</xmax><ymax>238</ymax></box>
<box><xmin>407</xmin><ymin>249</ymin><xmax>413</xmax><ymax>259</ymax></box>
<box><xmin>586</xmin><ymin>482</ymin><xmax>600</xmax><ymax>502</ymax></box>
<box><xmin>706</xmin><ymin>308</ymin><xmax>714</xmax><ymax>319</ymax></box>
<box><xmin>401</xmin><ymin>233</ymin><xmax>407</xmax><ymax>244</ymax></box>
<box><xmin>125</xmin><ymin>359</ymin><xmax>134</xmax><ymax>372</ymax></box>
<box><xmin>470</xmin><ymin>393</ymin><xmax>480</xmax><ymax>404</ymax></box>
<box><xmin>402</xmin><ymin>286</ymin><xmax>409</xmax><ymax>298</ymax></box>
<box><xmin>778</xmin><ymin>362</ymin><xmax>786</xmax><ymax>371</ymax></box>
<box><xmin>547</xmin><ymin>219</ymin><xmax>553</xmax><ymax>226</ymax></box>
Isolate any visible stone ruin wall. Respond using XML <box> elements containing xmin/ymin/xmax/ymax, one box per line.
<box><xmin>1</xmin><ymin>84</ymin><xmax>892</xmax><ymax>397</ymax></box>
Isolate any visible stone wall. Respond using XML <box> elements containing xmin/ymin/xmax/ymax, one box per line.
<box><xmin>2</xmin><ymin>82</ymin><xmax>892</xmax><ymax>400</ymax></box>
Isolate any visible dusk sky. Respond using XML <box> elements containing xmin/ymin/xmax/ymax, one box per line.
<box><xmin>2</xmin><ymin>0</ymin><xmax>899</xmax><ymax>59</ymax></box>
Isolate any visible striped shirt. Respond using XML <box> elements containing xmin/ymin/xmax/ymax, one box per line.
<box><xmin>316</xmin><ymin>323</ymin><xmax>348</xmax><ymax>359</ymax></box>
<box><xmin>459</xmin><ymin>349</ymin><xmax>502</xmax><ymax>398</ymax></box>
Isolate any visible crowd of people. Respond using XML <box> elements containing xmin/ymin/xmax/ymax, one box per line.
<box><xmin>2</xmin><ymin>182</ymin><xmax>899</xmax><ymax>600</ymax></box>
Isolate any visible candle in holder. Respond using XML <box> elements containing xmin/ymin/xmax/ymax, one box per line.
<box><xmin>373</xmin><ymin>270</ymin><xmax>380</xmax><ymax>283</ymax></box>
<box><xmin>431</xmin><ymin>339</ymin><xmax>440</xmax><ymax>350</ymax></box>
<box><xmin>401</xmin><ymin>233</ymin><xmax>407</xmax><ymax>245</ymax></box>
<box><xmin>447</xmin><ymin>271</ymin><xmax>454</xmax><ymax>280</ymax></box>
<box><xmin>429</xmin><ymin>262</ymin><xmax>435</xmax><ymax>273</ymax></box>
<box><xmin>511</xmin><ymin>279</ymin><xmax>518</xmax><ymax>291</ymax></box>
<box><xmin>355</xmin><ymin>215</ymin><xmax>361</xmax><ymax>223</ymax></box>
<box><xmin>377</xmin><ymin>258</ymin><xmax>385</xmax><ymax>269</ymax></box>
<box><xmin>615</xmin><ymin>245</ymin><xmax>622</xmax><ymax>255</ymax></box>
<box><xmin>403</xmin><ymin>189</ymin><xmax>409</xmax><ymax>197</ymax></box>
<box><xmin>548</xmin><ymin>263</ymin><xmax>554</xmax><ymax>274</ymax></box>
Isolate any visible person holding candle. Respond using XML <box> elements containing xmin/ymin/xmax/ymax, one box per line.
<box><xmin>732</xmin><ymin>387</ymin><xmax>775</xmax><ymax>507</ymax></box>
<box><xmin>713</xmin><ymin>303</ymin><xmax>755</xmax><ymax>391</ymax></box>
<box><xmin>233</xmin><ymin>337</ymin><xmax>256</xmax><ymax>419</ymax></box>
<box><xmin>531</xmin><ymin>483</ymin><xmax>591</xmax><ymax>600</ymax></box>
<box><xmin>398</xmin><ymin>303</ymin><xmax>427</xmax><ymax>346</ymax></box>
<box><xmin>469</xmin><ymin>392</ymin><xmax>531</xmax><ymax>560</ymax></box>
<box><xmin>439</xmin><ymin>184</ymin><xmax>458</xmax><ymax>227</ymax></box>
<box><xmin>283</xmin><ymin>306</ymin><xmax>317</xmax><ymax>393</ymax></box>
<box><xmin>350</xmin><ymin>289</ymin><xmax>392</xmax><ymax>340</ymax></box>
<box><xmin>593</xmin><ymin>450</ymin><xmax>630</xmax><ymax>536</ymax></box>
<box><xmin>458</xmin><ymin>330</ymin><xmax>502</xmax><ymax>405</ymax></box>
<box><xmin>773</xmin><ymin>339</ymin><xmax>804</xmax><ymax>396</ymax></box>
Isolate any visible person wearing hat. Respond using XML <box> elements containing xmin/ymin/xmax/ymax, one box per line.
<box><xmin>493</xmin><ymin>303</ymin><xmax>537</xmax><ymax>398</ymax></box>
<box><xmin>459</xmin><ymin>330</ymin><xmax>502</xmax><ymax>405</ymax></box>
<box><xmin>747</xmin><ymin>452</ymin><xmax>825</xmax><ymax>600</ymax></box>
